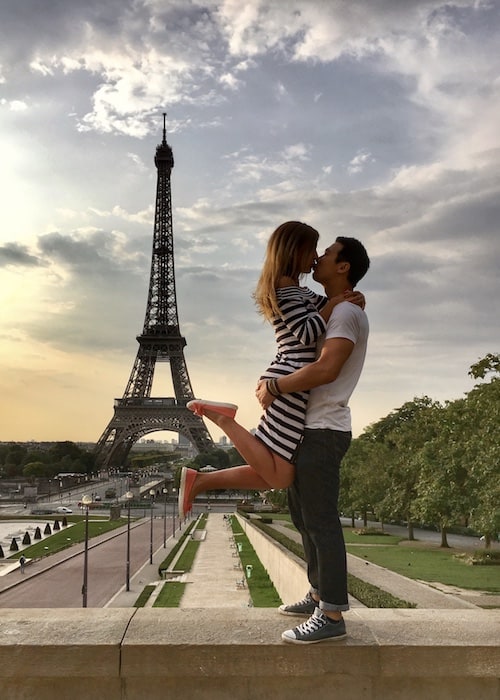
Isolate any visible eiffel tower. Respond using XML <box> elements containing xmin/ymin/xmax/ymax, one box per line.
<box><xmin>94</xmin><ymin>114</ymin><xmax>214</xmax><ymax>468</ymax></box>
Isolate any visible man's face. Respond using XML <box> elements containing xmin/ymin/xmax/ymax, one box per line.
<box><xmin>312</xmin><ymin>241</ymin><xmax>343</xmax><ymax>284</ymax></box>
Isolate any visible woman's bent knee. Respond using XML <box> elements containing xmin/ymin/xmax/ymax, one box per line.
<box><xmin>269</xmin><ymin>462</ymin><xmax>295</xmax><ymax>489</ymax></box>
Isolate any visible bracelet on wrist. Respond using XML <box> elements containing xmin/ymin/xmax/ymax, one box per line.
<box><xmin>267</xmin><ymin>378</ymin><xmax>281</xmax><ymax>397</ymax></box>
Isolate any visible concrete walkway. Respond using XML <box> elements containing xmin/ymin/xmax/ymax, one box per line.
<box><xmin>108</xmin><ymin>512</ymin><xmax>251</xmax><ymax>609</ymax></box>
<box><xmin>181</xmin><ymin>513</ymin><xmax>251</xmax><ymax>608</ymax></box>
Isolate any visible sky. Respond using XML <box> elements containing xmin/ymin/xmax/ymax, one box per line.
<box><xmin>0</xmin><ymin>0</ymin><xmax>499</xmax><ymax>446</ymax></box>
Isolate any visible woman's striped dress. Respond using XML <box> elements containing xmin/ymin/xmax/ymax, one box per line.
<box><xmin>255</xmin><ymin>286</ymin><xmax>328</xmax><ymax>462</ymax></box>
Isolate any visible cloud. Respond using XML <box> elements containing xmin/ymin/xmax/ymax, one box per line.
<box><xmin>2</xmin><ymin>0</ymin><xmax>497</xmax><ymax>151</ymax></box>
<box><xmin>0</xmin><ymin>229</ymin><xmax>148</xmax><ymax>351</ymax></box>
<box><xmin>0</xmin><ymin>242</ymin><xmax>42</xmax><ymax>268</ymax></box>
<box><xmin>219</xmin><ymin>72</ymin><xmax>243</xmax><ymax>90</ymax></box>
<box><xmin>348</xmin><ymin>149</ymin><xmax>375</xmax><ymax>175</ymax></box>
<box><xmin>0</xmin><ymin>0</ymin><xmax>498</xmax><ymax>442</ymax></box>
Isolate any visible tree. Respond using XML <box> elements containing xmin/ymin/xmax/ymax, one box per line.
<box><xmin>341</xmin><ymin>435</ymin><xmax>389</xmax><ymax>527</ymax></box>
<box><xmin>469</xmin><ymin>352</ymin><xmax>500</xmax><ymax>380</ymax></box>
<box><xmin>23</xmin><ymin>462</ymin><xmax>52</xmax><ymax>480</ymax></box>
<box><xmin>226</xmin><ymin>447</ymin><xmax>245</xmax><ymax>466</ymax></box>
<box><xmin>413</xmin><ymin>399</ymin><xmax>471</xmax><ymax>547</ymax></box>
<box><xmin>2</xmin><ymin>445</ymin><xmax>28</xmax><ymax>477</ymax></box>
<box><xmin>463</xmin><ymin>356</ymin><xmax>500</xmax><ymax>547</ymax></box>
<box><xmin>192</xmin><ymin>449</ymin><xmax>230</xmax><ymax>470</ymax></box>
<box><xmin>368</xmin><ymin>396</ymin><xmax>442</xmax><ymax>540</ymax></box>
<box><xmin>264</xmin><ymin>488</ymin><xmax>288</xmax><ymax>509</ymax></box>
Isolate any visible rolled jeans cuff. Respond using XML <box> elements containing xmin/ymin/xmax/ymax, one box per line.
<box><xmin>320</xmin><ymin>600</ymin><xmax>350</xmax><ymax>613</ymax></box>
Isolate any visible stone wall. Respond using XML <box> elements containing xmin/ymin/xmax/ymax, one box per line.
<box><xmin>0</xmin><ymin>608</ymin><xmax>498</xmax><ymax>699</ymax></box>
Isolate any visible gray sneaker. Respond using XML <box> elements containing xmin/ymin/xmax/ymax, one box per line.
<box><xmin>279</xmin><ymin>592</ymin><xmax>317</xmax><ymax>616</ymax></box>
<box><xmin>281</xmin><ymin>607</ymin><xmax>347</xmax><ymax>644</ymax></box>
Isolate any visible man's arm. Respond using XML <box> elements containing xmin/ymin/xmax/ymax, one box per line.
<box><xmin>256</xmin><ymin>337</ymin><xmax>354</xmax><ymax>410</ymax></box>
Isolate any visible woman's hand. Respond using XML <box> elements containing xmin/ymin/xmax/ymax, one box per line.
<box><xmin>343</xmin><ymin>290</ymin><xmax>366</xmax><ymax>310</ymax></box>
<box><xmin>320</xmin><ymin>289</ymin><xmax>366</xmax><ymax>322</ymax></box>
<box><xmin>255</xmin><ymin>379</ymin><xmax>275</xmax><ymax>410</ymax></box>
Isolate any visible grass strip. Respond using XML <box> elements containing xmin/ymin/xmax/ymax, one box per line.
<box><xmin>134</xmin><ymin>584</ymin><xmax>156</xmax><ymax>608</ymax></box>
<box><xmin>348</xmin><ymin>545</ymin><xmax>500</xmax><ymax>593</ymax></box>
<box><xmin>8</xmin><ymin>518</ymin><xmax>128</xmax><ymax>559</ymax></box>
<box><xmin>343</xmin><ymin>529</ymin><xmax>403</xmax><ymax>546</ymax></box>
<box><xmin>153</xmin><ymin>581</ymin><xmax>186</xmax><ymax>607</ymax></box>
<box><xmin>195</xmin><ymin>513</ymin><xmax>208</xmax><ymax>529</ymax></box>
<box><xmin>231</xmin><ymin>516</ymin><xmax>282</xmax><ymax>608</ymax></box>
<box><xmin>250</xmin><ymin>518</ymin><xmax>415</xmax><ymax>609</ymax></box>
<box><xmin>153</xmin><ymin>515</ymin><xmax>205</xmax><ymax>608</ymax></box>
<box><xmin>156</xmin><ymin>520</ymin><xmax>196</xmax><ymax>576</ymax></box>
<box><xmin>174</xmin><ymin>538</ymin><xmax>201</xmax><ymax>571</ymax></box>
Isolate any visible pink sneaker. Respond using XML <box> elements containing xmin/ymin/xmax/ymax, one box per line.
<box><xmin>178</xmin><ymin>467</ymin><xmax>198</xmax><ymax>520</ymax></box>
<box><xmin>186</xmin><ymin>399</ymin><xmax>238</xmax><ymax>419</ymax></box>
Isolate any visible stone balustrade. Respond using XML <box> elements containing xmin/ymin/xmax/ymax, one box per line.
<box><xmin>0</xmin><ymin>607</ymin><xmax>499</xmax><ymax>699</ymax></box>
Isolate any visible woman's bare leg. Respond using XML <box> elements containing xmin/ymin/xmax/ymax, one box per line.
<box><xmin>192</xmin><ymin>465</ymin><xmax>270</xmax><ymax>498</ymax></box>
<box><xmin>179</xmin><ymin>464</ymin><xmax>276</xmax><ymax>519</ymax></box>
<box><xmin>202</xmin><ymin>407</ymin><xmax>295</xmax><ymax>489</ymax></box>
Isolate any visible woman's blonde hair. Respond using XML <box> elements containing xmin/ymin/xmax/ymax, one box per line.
<box><xmin>253</xmin><ymin>221</ymin><xmax>319</xmax><ymax>321</ymax></box>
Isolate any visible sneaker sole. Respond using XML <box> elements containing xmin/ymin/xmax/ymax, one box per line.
<box><xmin>281</xmin><ymin>632</ymin><xmax>347</xmax><ymax>644</ymax></box>
<box><xmin>279</xmin><ymin>607</ymin><xmax>316</xmax><ymax>616</ymax></box>
<box><xmin>178</xmin><ymin>468</ymin><xmax>190</xmax><ymax>520</ymax></box>
<box><xmin>187</xmin><ymin>400</ymin><xmax>237</xmax><ymax>419</ymax></box>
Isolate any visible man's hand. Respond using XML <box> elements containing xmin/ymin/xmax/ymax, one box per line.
<box><xmin>255</xmin><ymin>379</ymin><xmax>275</xmax><ymax>410</ymax></box>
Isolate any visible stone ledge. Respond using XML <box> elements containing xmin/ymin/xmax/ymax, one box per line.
<box><xmin>0</xmin><ymin>608</ymin><xmax>498</xmax><ymax>700</ymax></box>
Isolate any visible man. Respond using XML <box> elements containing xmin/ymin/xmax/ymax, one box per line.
<box><xmin>256</xmin><ymin>236</ymin><xmax>370</xmax><ymax>644</ymax></box>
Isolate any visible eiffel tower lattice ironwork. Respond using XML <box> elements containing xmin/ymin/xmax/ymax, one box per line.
<box><xmin>95</xmin><ymin>114</ymin><xmax>214</xmax><ymax>468</ymax></box>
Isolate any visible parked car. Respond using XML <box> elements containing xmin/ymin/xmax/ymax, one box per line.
<box><xmin>56</xmin><ymin>506</ymin><xmax>73</xmax><ymax>514</ymax></box>
<box><xmin>94</xmin><ymin>495</ymin><xmax>102</xmax><ymax>501</ymax></box>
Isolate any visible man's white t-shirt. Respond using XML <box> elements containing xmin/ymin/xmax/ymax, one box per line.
<box><xmin>305</xmin><ymin>302</ymin><xmax>369</xmax><ymax>432</ymax></box>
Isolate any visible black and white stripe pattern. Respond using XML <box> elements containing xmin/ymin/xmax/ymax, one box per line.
<box><xmin>255</xmin><ymin>286</ymin><xmax>327</xmax><ymax>462</ymax></box>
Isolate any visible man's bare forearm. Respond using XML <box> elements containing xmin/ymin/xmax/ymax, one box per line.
<box><xmin>257</xmin><ymin>337</ymin><xmax>354</xmax><ymax>407</ymax></box>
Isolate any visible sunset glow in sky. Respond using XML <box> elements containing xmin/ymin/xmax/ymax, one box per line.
<box><xmin>0</xmin><ymin>0</ymin><xmax>499</xmax><ymax>444</ymax></box>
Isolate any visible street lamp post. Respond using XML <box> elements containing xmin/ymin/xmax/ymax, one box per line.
<box><xmin>162</xmin><ymin>488</ymin><xmax>168</xmax><ymax>548</ymax></box>
<box><xmin>125</xmin><ymin>491</ymin><xmax>134</xmax><ymax>591</ymax></box>
<box><xmin>172</xmin><ymin>488</ymin><xmax>177</xmax><ymax>538</ymax></box>
<box><xmin>81</xmin><ymin>494</ymin><xmax>92</xmax><ymax>607</ymax></box>
<box><xmin>149</xmin><ymin>489</ymin><xmax>155</xmax><ymax>565</ymax></box>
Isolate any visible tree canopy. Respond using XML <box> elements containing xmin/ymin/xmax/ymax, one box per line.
<box><xmin>339</xmin><ymin>353</ymin><xmax>499</xmax><ymax>547</ymax></box>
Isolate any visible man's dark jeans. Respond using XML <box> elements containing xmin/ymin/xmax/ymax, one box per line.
<box><xmin>288</xmin><ymin>428</ymin><xmax>352</xmax><ymax>612</ymax></box>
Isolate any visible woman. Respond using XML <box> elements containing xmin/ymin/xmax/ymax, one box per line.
<box><xmin>180</xmin><ymin>221</ymin><xmax>363</xmax><ymax>518</ymax></box>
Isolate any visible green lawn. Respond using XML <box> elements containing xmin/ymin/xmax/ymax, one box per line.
<box><xmin>174</xmin><ymin>538</ymin><xmax>201</xmax><ymax>571</ymax></box>
<box><xmin>134</xmin><ymin>584</ymin><xmax>155</xmax><ymax>608</ymax></box>
<box><xmin>263</xmin><ymin>514</ymin><xmax>498</xmax><ymax>593</ymax></box>
<box><xmin>231</xmin><ymin>517</ymin><xmax>281</xmax><ymax>607</ymax></box>
<box><xmin>153</xmin><ymin>581</ymin><xmax>186</xmax><ymax>607</ymax></box>
<box><xmin>347</xmin><ymin>544</ymin><xmax>500</xmax><ymax>593</ymax></box>
<box><xmin>273</xmin><ymin>515</ymin><xmax>402</xmax><ymax>545</ymax></box>
<box><xmin>343</xmin><ymin>530</ymin><xmax>403</xmax><ymax>546</ymax></box>
<box><xmin>8</xmin><ymin>518</ymin><xmax>128</xmax><ymax>559</ymax></box>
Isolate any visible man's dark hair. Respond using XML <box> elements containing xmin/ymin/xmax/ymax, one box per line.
<box><xmin>335</xmin><ymin>236</ymin><xmax>370</xmax><ymax>287</ymax></box>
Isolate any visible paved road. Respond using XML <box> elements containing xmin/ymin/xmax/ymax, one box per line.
<box><xmin>0</xmin><ymin>517</ymin><xmax>172</xmax><ymax>608</ymax></box>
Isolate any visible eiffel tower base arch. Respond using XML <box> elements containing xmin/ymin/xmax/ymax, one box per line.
<box><xmin>95</xmin><ymin>401</ymin><xmax>214</xmax><ymax>468</ymax></box>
